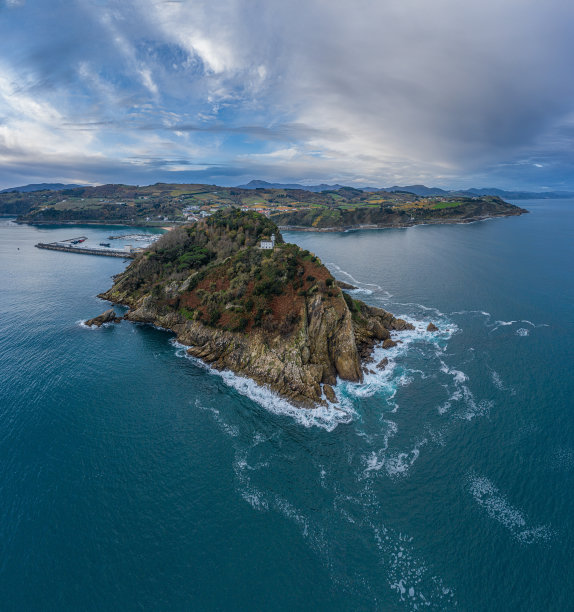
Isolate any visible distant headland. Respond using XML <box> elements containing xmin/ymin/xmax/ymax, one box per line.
<box><xmin>1</xmin><ymin>182</ymin><xmax>528</xmax><ymax>229</ymax></box>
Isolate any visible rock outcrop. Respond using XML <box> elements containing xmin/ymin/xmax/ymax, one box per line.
<box><xmin>427</xmin><ymin>322</ymin><xmax>438</xmax><ymax>332</ymax></box>
<box><xmin>98</xmin><ymin>210</ymin><xmax>415</xmax><ymax>407</ymax></box>
<box><xmin>85</xmin><ymin>309</ymin><xmax>120</xmax><ymax>327</ymax></box>
<box><xmin>335</xmin><ymin>280</ymin><xmax>357</xmax><ymax>290</ymax></box>
<box><xmin>377</xmin><ymin>357</ymin><xmax>389</xmax><ymax>370</ymax></box>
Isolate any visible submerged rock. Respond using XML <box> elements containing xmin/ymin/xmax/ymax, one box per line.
<box><xmin>377</xmin><ymin>357</ymin><xmax>389</xmax><ymax>370</ymax></box>
<box><xmin>85</xmin><ymin>309</ymin><xmax>120</xmax><ymax>327</ymax></box>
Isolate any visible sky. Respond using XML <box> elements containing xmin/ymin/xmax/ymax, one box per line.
<box><xmin>1</xmin><ymin>0</ymin><xmax>574</xmax><ymax>191</ymax></box>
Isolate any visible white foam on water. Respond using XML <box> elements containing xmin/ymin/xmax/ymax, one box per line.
<box><xmin>233</xmin><ymin>449</ymin><xmax>272</xmax><ymax>512</ymax></box>
<box><xmin>372</xmin><ymin>524</ymin><xmax>457</xmax><ymax>609</ymax></box>
<box><xmin>193</xmin><ymin>398</ymin><xmax>240</xmax><ymax>438</ymax></box>
<box><xmin>325</xmin><ymin>262</ymin><xmax>387</xmax><ymax>294</ymax></box>
<box><xmin>437</xmin><ymin>357</ymin><xmax>494</xmax><ymax>421</ymax></box>
<box><xmin>342</xmin><ymin>317</ymin><xmax>456</xmax><ymax>406</ymax></box>
<box><xmin>548</xmin><ymin>447</ymin><xmax>574</xmax><ymax>472</ymax></box>
<box><xmin>384</xmin><ymin>439</ymin><xmax>427</xmax><ymax>478</ymax></box>
<box><xmin>349</xmin><ymin>287</ymin><xmax>373</xmax><ymax>295</ymax></box>
<box><xmin>361</xmin><ymin>427</ymin><xmax>429</xmax><ymax>480</ymax></box>
<box><xmin>439</xmin><ymin>361</ymin><xmax>468</xmax><ymax>384</ymax></box>
<box><xmin>467</xmin><ymin>472</ymin><xmax>554</xmax><ymax>544</ymax></box>
<box><xmin>450</xmin><ymin>310</ymin><xmax>491</xmax><ymax>317</ymax></box>
<box><xmin>425</xmin><ymin>424</ymin><xmax>449</xmax><ymax>447</ymax></box>
<box><xmin>489</xmin><ymin>320</ymin><xmax>517</xmax><ymax>333</ymax></box>
<box><xmin>491</xmin><ymin>370</ymin><xmax>504</xmax><ymax>390</ymax></box>
<box><xmin>171</xmin><ymin>340</ymin><xmax>353</xmax><ymax>431</ymax></box>
<box><xmin>520</xmin><ymin>319</ymin><xmax>549</xmax><ymax>328</ymax></box>
<box><xmin>77</xmin><ymin>319</ymin><xmax>115</xmax><ymax>330</ymax></box>
<box><xmin>391</xmin><ymin>301</ymin><xmax>448</xmax><ymax>319</ymax></box>
<box><xmin>458</xmin><ymin>389</ymin><xmax>493</xmax><ymax>422</ymax></box>
<box><xmin>362</xmin><ymin>420</ymin><xmax>399</xmax><ymax>474</ymax></box>
<box><xmin>230</xmin><ymin>423</ymin><xmax>456</xmax><ymax>609</ymax></box>
<box><xmin>489</xmin><ymin>318</ymin><xmax>548</xmax><ymax>335</ymax></box>
<box><xmin>489</xmin><ymin>370</ymin><xmax>516</xmax><ymax>395</ymax></box>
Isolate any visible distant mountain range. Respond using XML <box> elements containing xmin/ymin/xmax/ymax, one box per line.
<box><xmin>2</xmin><ymin>180</ymin><xmax>573</xmax><ymax>200</ymax></box>
<box><xmin>236</xmin><ymin>180</ymin><xmax>352</xmax><ymax>192</ymax></box>
<box><xmin>237</xmin><ymin>180</ymin><xmax>574</xmax><ymax>199</ymax></box>
<box><xmin>0</xmin><ymin>183</ymin><xmax>87</xmax><ymax>193</ymax></box>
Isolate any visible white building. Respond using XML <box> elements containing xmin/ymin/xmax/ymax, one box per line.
<box><xmin>260</xmin><ymin>234</ymin><xmax>276</xmax><ymax>250</ymax></box>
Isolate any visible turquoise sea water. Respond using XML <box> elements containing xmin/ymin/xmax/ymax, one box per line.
<box><xmin>0</xmin><ymin>201</ymin><xmax>573</xmax><ymax>610</ymax></box>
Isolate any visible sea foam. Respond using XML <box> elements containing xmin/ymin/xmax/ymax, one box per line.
<box><xmin>171</xmin><ymin>340</ymin><xmax>354</xmax><ymax>431</ymax></box>
<box><xmin>467</xmin><ymin>472</ymin><xmax>554</xmax><ymax>544</ymax></box>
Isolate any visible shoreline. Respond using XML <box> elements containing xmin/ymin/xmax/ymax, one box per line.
<box><xmin>278</xmin><ymin>210</ymin><xmax>528</xmax><ymax>233</ymax></box>
<box><xmin>13</xmin><ymin>219</ymin><xmax>175</xmax><ymax>228</ymax></box>
<box><xmin>13</xmin><ymin>210</ymin><xmax>527</xmax><ymax>232</ymax></box>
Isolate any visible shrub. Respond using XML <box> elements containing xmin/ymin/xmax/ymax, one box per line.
<box><xmin>208</xmin><ymin>308</ymin><xmax>221</xmax><ymax>326</ymax></box>
<box><xmin>342</xmin><ymin>292</ymin><xmax>357</xmax><ymax>312</ymax></box>
<box><xmin>231</xmin><ymin>316</ymin><xmax>249</xmax><ymax>332</ymax></box>
<box><xmin>180</xmin><ymin>307</ymin><xmax>195</xmax><ymax>320</ymax></box>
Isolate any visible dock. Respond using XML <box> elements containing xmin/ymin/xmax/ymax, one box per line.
<box><xmin>35</xmin><ymin>242</ymin><xmax>136</xmax><ymax>258</ymax></box>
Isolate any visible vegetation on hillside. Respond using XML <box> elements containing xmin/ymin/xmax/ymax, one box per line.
<box><xmin>109</xmin><ymin>210</ymin><xmax>340</xmax><ymax>335</ymax></box>
<box><xmin>1</xmin><ymin>181</ymin><xmax>526</xmax><ymax>226</ymax></box>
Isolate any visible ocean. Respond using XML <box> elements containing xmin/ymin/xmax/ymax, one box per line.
<box><xmin>0</xmin><ymin>200</ymin><xmax>573</xmax><ymax>610</ymax></box>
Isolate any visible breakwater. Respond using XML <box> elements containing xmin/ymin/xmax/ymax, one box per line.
<box><xmin>35</xmin><ymin>242</ymin><xmax>135</xmax><ymax>258</ymax></box>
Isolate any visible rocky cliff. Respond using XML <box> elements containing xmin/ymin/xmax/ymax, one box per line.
<box><xmin>98</xmin><ymin>210</ymin><xmax>415</xmax><ymax>407</ymax></box>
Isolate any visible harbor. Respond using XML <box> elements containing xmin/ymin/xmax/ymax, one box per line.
<box><xmin>35</xmin><ymin>242</ymin><xmax>136</xmax><ymax>258</ymax></box>
<box><xmin>34</xmin><ymin>231</ymin><xmax>162</xmax><ymax>258</ymax></box>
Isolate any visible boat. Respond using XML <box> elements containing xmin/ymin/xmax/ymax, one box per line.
<box><xmin>99</xmin><ymin>242</ymin><xmax>111</xmax><ymax>247</ymax></box>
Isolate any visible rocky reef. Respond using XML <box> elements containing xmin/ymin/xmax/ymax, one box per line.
<box><xmin>84</xmin><ymin>309</ymin><xmax>121</xmax><ymax>327</ymax></box>
<box><xmin>97</xmin><ymin>210</ymin><xmax>418</xmax><ymax>407</ymax></box>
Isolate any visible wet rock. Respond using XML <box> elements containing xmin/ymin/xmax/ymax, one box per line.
<box><xmin>377</xmin><ymin>357</ymin><xmax>389</xmax><ymax>370</ymax></box>
<box><xmin>323</xmin><ymin>384</ymin><xmax>337</xmax><ymax>403</ymax></box>
<box><xmin>392</xmin><ymin>318</ymin><xmax>415</xmax><ymax>331</ymax></box>
<box><xmin>383</xmin><ymin>338</ymin><xmax>397</xmax><ymax>349</ymax></box>
<box><xmin>427</xmin><ymin>322</ymin><xmax>439</xmax><ymax>332</ymax></box>
<box><xmin>85</xmin><ymin>309</ymin><xmax>120</xmax><ymax>327</ymax></box>
<box><xmin>335</xmin><ymin>280</ymin><xmax>357</xmax><ymax>290</ymax></box>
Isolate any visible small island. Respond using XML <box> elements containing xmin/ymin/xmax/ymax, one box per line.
<box><xmin>96</xmin><ymin>210</ymin><xmax>419</xmax><ymax>407</ymax></box>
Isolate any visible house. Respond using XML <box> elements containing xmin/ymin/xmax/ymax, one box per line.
<box><xmin>260</xmin><ymin>233</ymin><xmax>276</xmax><ymax>250</ymax></box>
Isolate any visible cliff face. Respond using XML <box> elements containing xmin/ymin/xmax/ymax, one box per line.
<box><xmin>99</xmin><ymin>210</ymin><xmax>413</xmax><ymax>407</ymax></box>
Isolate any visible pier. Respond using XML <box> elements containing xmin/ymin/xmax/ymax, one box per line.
<box><xmin>35</xmin><ymin>242</ymin><xmax>136</xmax><ymax>258</ymax></box>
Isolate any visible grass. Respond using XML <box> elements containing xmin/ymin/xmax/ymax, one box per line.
<box><xmin>431</xmin><ymin>201</ymin><xmax>463</xmax><ymax>210</ymax></box>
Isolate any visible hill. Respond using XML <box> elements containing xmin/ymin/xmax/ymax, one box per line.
<box><xmin>96</xmin><ymin>210</ymin><xmax>417</xmax><ymax>407</ymax></box>
<box><xmin>5</xmin><ymin>182</ymin><xmax>527</xmax><ymax>227</ymax></box>
<box><xmin>0</xmin><ymin>183</ymin><xmax>88</xmax><ymax>194</ymax></box>
<box><xmin>236</xmin><ymin>180</ymin><xmax>349</xmax><ymax>192</ymax></box>
<box><xmin>270</xmin><ymin>196</ymin><xmax>527</xmax><ymax>229</ymax></box>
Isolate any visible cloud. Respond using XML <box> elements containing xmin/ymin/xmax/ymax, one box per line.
<box><xmin>0</xmin><ymin>0</ymin><xmax>574</xmax><ymax>188</ymax></box>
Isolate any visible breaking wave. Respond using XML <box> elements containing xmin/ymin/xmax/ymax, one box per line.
<box><xmin>171</xmin><ymin>340</ymin><xmax>354</xmax><ymax>431</ymax></box>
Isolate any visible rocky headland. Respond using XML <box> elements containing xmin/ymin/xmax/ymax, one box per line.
<box><xmin>96</xmin><ymin>209</ymin><xmax>423</xmax><ymax>407</ymax></box>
